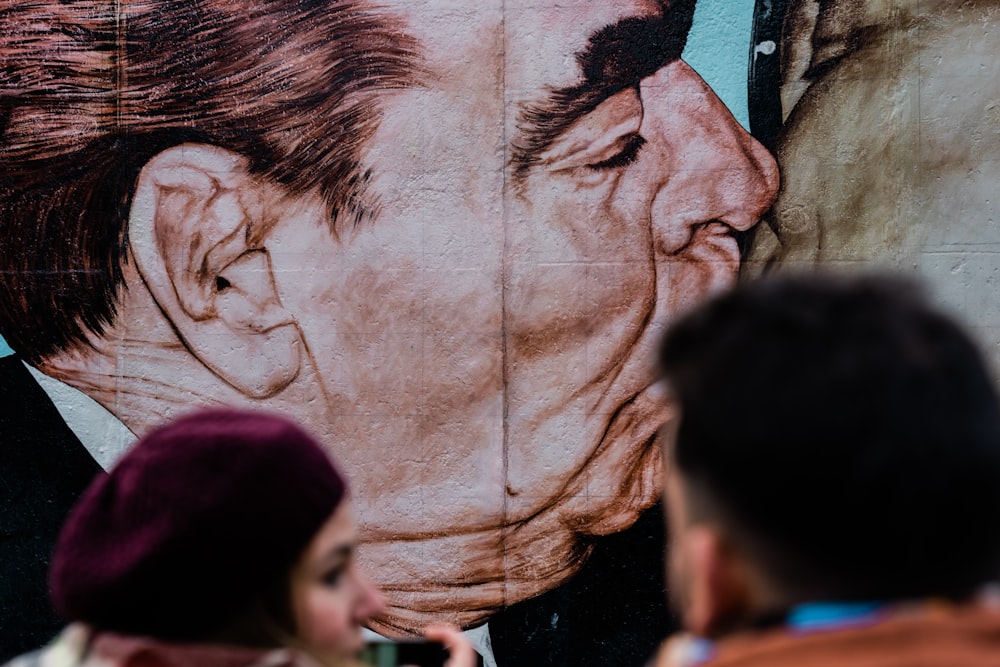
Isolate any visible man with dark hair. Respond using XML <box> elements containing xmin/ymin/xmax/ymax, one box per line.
<box><xmin>653</xmin><ymin>273</ymin><xmax>1000</xmax><ymax>666</ymax></box>
<box><xmin>0</xmin><ymin>0</ymin><xmax>779</xmax><ymax>662</ymax></box>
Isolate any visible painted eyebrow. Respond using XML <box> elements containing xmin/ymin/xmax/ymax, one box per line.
<box><xmin>510</xmin><ymin>3</ymin><xmax>697</xmax><ymax>183</ymax></box>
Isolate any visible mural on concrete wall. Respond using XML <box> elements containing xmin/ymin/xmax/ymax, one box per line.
<box><xmin>746</xmin><ymin>0</ymin><xmax>1000</xmax><ymax>373</ymax></box>
<box><xmin>0</xmin><ymin>2</ymin><xmax>777</xmax><ymax>662</ymax></box>
<box><xmin>2</xmin><ymin>0</ymin><xmax>996</xmax><ymax>665</ymax></box>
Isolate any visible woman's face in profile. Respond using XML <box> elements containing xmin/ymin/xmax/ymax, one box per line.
<box><xmin>288</xmin><ymin>502</ymin><xmax>386</xmax><ymax>661</ymax></box>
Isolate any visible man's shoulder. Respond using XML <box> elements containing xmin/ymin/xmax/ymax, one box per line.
<box><xmin>0</xmin><ymin>356</ymin><xmax>100</xmax><ymax>486</ymax></box>
<box><xmin>0</xmin><ymin>356</ymin><xmax>66</xmax><ymax>437</ymax></box>
<box><xmin>0</xmin><ymin>354</ymin><xmax>36</xmax><ymax>396</ymax></box>
<box><xmin>0</xmin><ymin>357</ymin><xmax>101</xmax><ymax>663</ymax></box>
<box><xmin>703</xmin><ymin>603</ymin><xmax>1000</xmax><ymax>667</ymax></box>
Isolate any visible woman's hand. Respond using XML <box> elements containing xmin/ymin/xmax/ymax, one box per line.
<box><xmin>423</xmin><ymin>624</ymin><xmax>477</xmax><ymax>667</ymax></box>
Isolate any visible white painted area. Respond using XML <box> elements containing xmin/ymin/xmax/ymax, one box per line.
<box><xmin>26</xmin><ymin>362</ymin><xmax>136</xmax><ymax>470</ymax></box>
<box><xmin>465</xmin><ymin>623</ymin><xmax>497</xmax><ymax>667</ymax></box>
<box><xmin>755</xmin><ymin>40</ymin><xmax>777</xmax><ymax>57</ymax></box>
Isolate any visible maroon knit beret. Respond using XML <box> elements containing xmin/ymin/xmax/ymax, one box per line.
<box><xmin>50</xmin><ymin>409</ymin><xmax>346</xmax><ymax>640</ymax></box>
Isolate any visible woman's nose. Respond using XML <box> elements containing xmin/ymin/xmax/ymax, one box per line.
<box><xmin>355</xmin><ymin>570</ymin><xmax>388</xmax><ymax>622</ymax></box>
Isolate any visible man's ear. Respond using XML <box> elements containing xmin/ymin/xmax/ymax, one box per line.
<box><xmin>129</xmin><ymin>143</ymin><xmax>303</xmax><ymax>399</ymax></box>
<box><xmin>681</xmin><ymin>525</ymin><xmax>753</xmax><ymax>638</ymax></box>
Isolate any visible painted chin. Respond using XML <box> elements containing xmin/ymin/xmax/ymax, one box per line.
<box><xmin>538</xmin><ymin>377</ymin><xmax>669</xmax><ymax>544</ymax></box>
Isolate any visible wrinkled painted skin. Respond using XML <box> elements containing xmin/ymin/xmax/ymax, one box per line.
<box><xmin>750</xmin><ymin>0</ymin><xmax>1000</xmax><ymax>374</ymax></box>
<box><xmin>41</xmin><ymin>0</ymin><xmax>778</xmax><ymax>633</ymax></box>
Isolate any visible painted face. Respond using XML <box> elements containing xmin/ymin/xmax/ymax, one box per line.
<box><xmin>264</xmin><ymin>0</ymin><xmax>779</xmax><ymax>632</ymax></box>
<box><xmin>750</xmin><ymin>2</ymin><xmax>1000</xmax><ymax>374</ymax></box>
<box><xmin>289</xmin><ymin>502</ymin><xmax>386</xmax><ymax>661</ymax></box>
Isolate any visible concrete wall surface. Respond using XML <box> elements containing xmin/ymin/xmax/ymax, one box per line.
<box><xmin>1</xmin><ymin>1</ymin><xmax>997</xmax><ymax>664</ymax></box>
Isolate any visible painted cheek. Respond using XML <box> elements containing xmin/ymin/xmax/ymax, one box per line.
<box><xmin>510</xmin><ymin>180</ymin><xmax>654</xmax><ymax>335</ymax></box>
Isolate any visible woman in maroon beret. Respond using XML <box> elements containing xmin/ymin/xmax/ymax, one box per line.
<box><xmin>4</xmin><ymin>409</ymin><xmax>476</xmax><ymax>667</ymax></box>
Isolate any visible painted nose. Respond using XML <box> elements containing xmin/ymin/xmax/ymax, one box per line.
<box><xmin>639</xmin><ymin>60</ymin><xmax>780</xmax><ymax>254</ymax></box>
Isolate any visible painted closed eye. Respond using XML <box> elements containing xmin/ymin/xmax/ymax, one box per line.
<box><xmin>536</xmin><ymin>86</ymin><xmax>645</xmax><ymax>183</ymax></box>
<box><xmin>585</xmin><ymin>134</ymin><xmax>646</xmax><ymax>171</ymax></box>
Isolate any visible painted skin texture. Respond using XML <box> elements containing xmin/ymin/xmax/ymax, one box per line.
<box><xmin>39</xmin><ymin>0</ymin><xmax>778</xmax><ymax>633</ymax></box>
<box><xmin>749</xmin><ymin>0</ymin><xmax>1000</xmax><ymax>374</ymax></box>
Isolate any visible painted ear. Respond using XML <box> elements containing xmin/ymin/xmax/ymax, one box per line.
<box><xmin>129</xmin><ymin>143</ymin><xmax>302</xmax><ymax>398</ymax></box>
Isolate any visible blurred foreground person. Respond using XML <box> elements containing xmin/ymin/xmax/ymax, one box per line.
<box><xmin>3</xmin><ymin>410</ymin><xmax>475</xmax><ymax>667</ymax></box>
<box><xmin>653</xmin><ymin>274</ymin><xmax>1000</xmax><ymax>667</ymax></box>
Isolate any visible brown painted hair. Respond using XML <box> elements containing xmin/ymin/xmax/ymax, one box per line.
<box><xmin>0</xmin><ymin>0</ymin><xmax>417</xmax><ymax>362</ymax></box>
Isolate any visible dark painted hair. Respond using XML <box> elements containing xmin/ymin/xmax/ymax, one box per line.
<box><xmin>510</xmin><ymin>0</ymin><xmax>696</xmax><ymax>185</ymax></box>
<box><xmin>0</xmin><ymin>0</ymin><xmax>417</xmax><ymax>363</ymax></box>
<box><xmin>659</xmin><ymin>272</ymin><xmax>1000</xmax><ymax>601</ymax></box>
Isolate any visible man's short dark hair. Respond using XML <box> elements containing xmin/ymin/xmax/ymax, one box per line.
<box><xmin>0</xmin><ymin>0</ymin><xmax>417</xmax><ymax>363</ymax></box>
<box><xmin>658</xmin><ymin>273</ymin><xmax>1000</xmax><ymax>602</ymax></box>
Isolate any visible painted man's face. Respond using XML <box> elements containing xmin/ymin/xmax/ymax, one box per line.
<box><xmin>263</xmin><ymin>0</ymin><xmax>778</xmax><ymax>633</ymax></box>
<box><xmin>749</xmin><ymin>0</ymin><xmax>1000</xmax><ymax>373</ymax></box>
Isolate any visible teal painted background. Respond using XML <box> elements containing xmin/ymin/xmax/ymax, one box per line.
<box><xmin>0</xmin><ymin>0</ymin><xmax>754</xmax><ymax>360</ymax></box>
<box><xmin>683</xmin><ymin>0</ymin><xmax>754</xmax><ymax>131</ymax></box>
